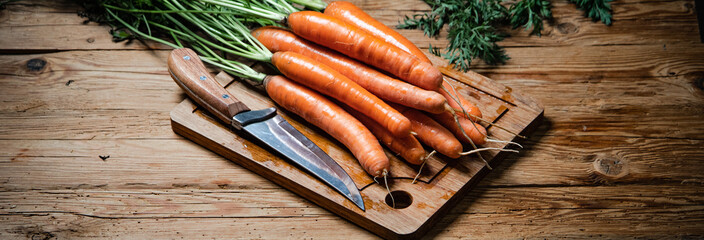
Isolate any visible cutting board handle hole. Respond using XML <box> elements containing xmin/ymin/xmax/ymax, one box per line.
<box><xmin>385</xmin><ymin>191</ymin><xmax>413</xmax><ymax>209</ymax></box>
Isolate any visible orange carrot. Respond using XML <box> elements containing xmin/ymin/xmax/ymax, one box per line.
<box><xmin>271</xmin><ymin>51</ymin><xmax>412</xmax><ymax>137</ymax></box>
<box><xmin>324</xmin><ymin>1</ymin><xmax>431</xmax><ymax>63</ymax></box>
<box><xmin>392</xmin><ymin>104</ymin><xmax>463</xmax><ymax>159</ymax></box>
<box><xmin>265</xmin><ymin>75</ymin><xmax>389</xmax><ymax>177</ymax></box>
<box><xmin>252</xmin><ymin>26</ymin><xmax>448</xmax><ymax>114</ymax></box>
<box><xmin>432</xmin><ymin>111</ymin><xmax>488</xmax><ymax>145</ymax></box>
<box><xmin>321</xmin><ymin>2</ymin><xmax>484</xmax><ymax>121</ymax></box>
<box><xmin>286</xmin><ymin>11</ymin><xmax>443</xmax><ymax>91</ymax></box>
<box><xmin>343</xmin><ymin>104</ymin><xmax>426</xmax><ymax>165</ymax></box>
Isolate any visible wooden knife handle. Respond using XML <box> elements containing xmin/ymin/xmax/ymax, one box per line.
<box><xmin>168</xmin><ymin>48</ymin><xmax>250</xmax><ymax>124</ymax></box>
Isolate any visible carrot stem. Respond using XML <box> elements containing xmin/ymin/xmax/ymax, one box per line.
<box><xmin>200</xmin><ymin>0</ymin><xmax>288</xmax><ymax>21</ymax></box>
<box><xmin>162</xmin><ymin>0</ymin><xmax>273</xmax><ymax>62</ymax></box>
<box><xmin>265</xmin><ymin>0</ymin><xmax>298</xmax><ymax>14</ymax></box>
<box><xmin>105</xmin><ymin>9</ymin><xmax>179</xmax><ymax>49</ymax></box>
<box><xmin>103</xmin><ymin>4</ymin><xmax>238</xmax><ymax>14</ymax></box>
<box><xmin>195</xmin><ymin>43</ymin><xmax>267</xmax><ymax>81</ymax></box>
<box><xmin>287</xmin><ymin>0</ymin><xmax>327</xmax><ymax>11</ymax></box>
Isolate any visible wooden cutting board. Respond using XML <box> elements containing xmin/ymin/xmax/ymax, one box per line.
<box><xmin>170</xmin><ymin>55</ymin><xmax>543</xmax><ymax>239</ymax></box>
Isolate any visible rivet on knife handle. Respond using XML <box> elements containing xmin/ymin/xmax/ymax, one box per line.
<box><xmin>167</xmin><ymin>48</ymin><xmax>250</xmax><ymax>128</ymax></box>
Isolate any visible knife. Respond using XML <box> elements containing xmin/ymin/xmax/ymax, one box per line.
<box><xmin>167</xmin><ymin>48</ymin><xmax>365</xmax><ymax>211</ymax></box>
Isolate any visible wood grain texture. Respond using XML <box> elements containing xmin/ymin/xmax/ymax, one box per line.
<box><xmin>1</xmin><ymin>0</ymin><xmax>704</xmax><ymax>239</ymax></box>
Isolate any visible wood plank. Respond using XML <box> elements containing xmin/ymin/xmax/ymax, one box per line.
<box><xmin>0</xmin><ymin>139</ymin><xmax>279</xmax><ymax>191</ymax></box>
<box><xmin>1</xmin><ymin>49</ymin><xmax>702</xmax><ymax>141</ymax></box>
<box><xmin>426</xmin><ymin>185</ymin><xmax>704</xmax><ymax>239</ymax></box>
<box><xmin>0</xmin><ymin>64</ymin><xmax>179</xmax><ymax>112</ymax></box>
<box><xmin>0</xmin><ymin>49</ymin><xmax>171</xmax><ymax>75</ymax></box>
<box><xmin>0</xmin><ymin>110</ymin><xmax>174</xmax><ymax>140</ymax></box>
<box><xmin>462</xmin><ymin>43</ymin><xmax>704</xmax><ymax>76</ymax></box>
<box><xmin>358</xmin><ymin>0</ymin><xmax>701</xmax><ymax>48</ymax></box>
<box><xmin>3</xmin><ymin>43</ymin><xmax>700</xmax><ymax>83</ymax></box>
<box><xmin>483</xmin><ymin>135</ymin><xmax>704</xmax><ymax>186</ymax></box>
<box><xmin>0</xmin><ymin>1</ymin><xmax>166</xmax><ymax>51</ymax></box>
<box><xmin>1</xmin><ymin>0</ymin><xmax>83</xmax><ymax>12</ymax></box>
<box><xmin>0</xmin><ymin>19</ymin><xmax>166</xmax><ymax>51</ymax></box>
<box><xmin>0</xmin><ymin>185</ymin><xmax>701</xmax><ymax>238</ymax></box>
<box><xmin>1</xmin><ymin>185</ymin><xmax>700</xmax><ymax>219</ymax></box>
<box><xmin>0</xmin><ymin>213</ymin><xmax>376</xmax><ymax>239</ymax></box>
<box><xmin>2</xmin><ymin>133</ymin><xmax>702</xmax><ymax>192</ymax></box>
<box><xmin>1</xmin><ymin>0</ymin><xmax>699</xmax><ymax>51</ymax></box>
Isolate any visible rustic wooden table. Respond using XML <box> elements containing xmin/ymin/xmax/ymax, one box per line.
<box><xmin>1</xmin><ymin>0</ymin><xmax>703</xmax><ymax>239</ymax></box>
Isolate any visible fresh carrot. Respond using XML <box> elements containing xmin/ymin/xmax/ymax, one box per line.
<box><xmin>320</xmin><ymin>2</ymin><xmax>484</xmax><ymax>121</ymax></box>
<box><xmin>286</xmin><ymin>11</ymin><xmax>443</xmax><ymax>91</ymax></box>
<box><xmin>333</xmin><ymin>5</ymin><xmax>525</xmax><ymax>142</ymax></box>
<box><xmin>432</xmin><ymin>111</ymin><xmax>488</xmax><ymax>145</ymax></box>
<box><xmin>252</xmin><ymin>26</ymin><xmax>448</xmax><ymax>114</ymax></box>
<box><xmin>265</xmin><ymin>75</ymin><xmax>389</xmax><ymax>177</ymax></box>
<box><xmin>343</xmin><ymin>104</ymin><xmax>426</xmax><ymax>165</ymax></box>
<box><xmin>271</xmin><ymin>51</ymin><xmax>412</xmax><ymax>137</ymax></box>
<box><xmin>324</xmin><ymin>1</ymin><xmax>432</xmax><ymax>63</ymax></box>
<box><xmin>320</xmin><ymin>2</ymin><xmax>517</xmax><ymax>172</ymax></box>
<box><xmin>392</xmin><ymin>104</ymin><xmax>463</xmax><ymax>159</ymax></box>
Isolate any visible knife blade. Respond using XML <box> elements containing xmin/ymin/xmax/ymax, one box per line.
<box><xmin>167</xmin><ymin>48</ymin><xmax>365</xmax><ymax>211</ymax></box>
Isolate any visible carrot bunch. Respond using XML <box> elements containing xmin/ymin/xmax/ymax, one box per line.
<box><xmin>89</xmin><ymin>0</ymin><xmax>520</xmax><ymax>179</ymax></box>
<box><xmin>267</xmin><ymin>6</ymin><xmax>508</xmax><ymax>172</ymax></box>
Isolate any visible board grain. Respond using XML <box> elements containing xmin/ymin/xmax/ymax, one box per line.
<box><xmin>170</xmin><ymin>54</ymin><xmax>543</xmax><ymax>238</ymax></box>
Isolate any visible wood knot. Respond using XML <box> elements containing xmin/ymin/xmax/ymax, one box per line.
<box><xmin>682</xmin><ymin>71</ymin><xmax>704</xmax><ymax>96</ymax></box>
<box><xmin>31</xmin><ymin>232</ymin><xmax>55</xmax><ymax>240</ymax></box>
<box><xmin>556</xmin><ymin>22</ymin><xmax>577</xmax><ymax>34</ymax></box>
<box><xmin>684</xmin><ymin>2</ymin><xmax>693</xmax><ymax>10</ymax></box>
<box><xmin>693</xmin><ymin>74</ymin><xmax>704</xmax><ymax>91</ymax></box>
<box><xmin>467</xmin><ymin>91</ymin><xmax>480</xmax><ymax>100</ymax></box>
<box><xmin>588</xmin><ymin>155</ymin><xmax>628</xmax><ymax>184</ymax></box>
<box><xmin>26</xmin><ymin>58</ymin><xmax>47</xmax><ymax>72</ymax></box>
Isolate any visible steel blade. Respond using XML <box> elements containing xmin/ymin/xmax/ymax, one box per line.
<box><xmin>239</xmin><ymin>111</ymin><xmax>365</xmax><ymax>211</ymax></box>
